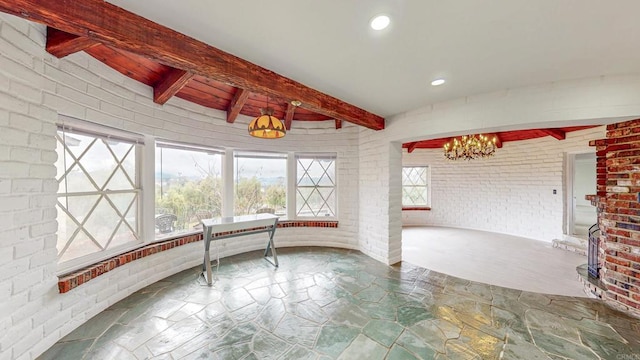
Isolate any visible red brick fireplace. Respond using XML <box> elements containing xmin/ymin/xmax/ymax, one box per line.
<box><xmin>588</xmin><ymin>119</ymin><xmax>640</xmax><ymax>316</ymax></box>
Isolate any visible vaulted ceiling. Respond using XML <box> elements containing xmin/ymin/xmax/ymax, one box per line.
<box><xmin>0</xmin><ymin>0</ymin><xmax>384</xmax><ymax>131</ymax></box>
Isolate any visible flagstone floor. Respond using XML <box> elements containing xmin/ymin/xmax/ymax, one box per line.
<box><xmin>39</xmin><ymin>247</ymin><xmax>640</xmax><ymax>359</ymax></box>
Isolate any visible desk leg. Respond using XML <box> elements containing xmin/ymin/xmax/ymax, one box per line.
<box><xmin>264</xmin><ymin>227</ymin><xmax>279</xmax><ymax>267</ymax></box>
<box><xmin>202</xmin><ymin>238</ymin><xmax>213</xmax><ymax>286</ymax></box>
<box><xmin>204</xmin><ymin>249</ymin><xmax>213</xmax><ymax>285</ymax></box>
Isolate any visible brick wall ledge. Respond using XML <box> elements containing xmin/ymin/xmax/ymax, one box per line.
<box><xmin>58</xmin><ymin>220</ymin><xmax>339</xmax><ymax>293</ymax></box>
<box><xmin>402</xmin><ymin>207</ymin><xmax>431</xmax><ymax>211</ymax></box>
<box><xmin>585</xmin><ymin>194</ymin><xmax>599</xmax><ymax>207</ymax></box>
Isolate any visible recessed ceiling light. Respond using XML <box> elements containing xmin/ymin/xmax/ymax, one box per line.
<box><xmin>370</xmin><ymin>15</ymin><xmax>390</xmax><ymax>30</ymax></box>
<box><xmin>431</xmin><ymin>79</ymin><xmax>446</xmax><ymax>86</ymax></box>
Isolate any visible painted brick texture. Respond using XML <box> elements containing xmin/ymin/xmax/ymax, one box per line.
<box><xmin>357</xmin><ymin>136</ymin><xmax>402</xmax><ymax>265</ymax></box>
<box><xmin>0</xmin><ymin>14</ymin><xmax>360</xmax><ymax>360</ymax></box>
<box><xmin>402</xmin><ymin>127</ymin><xmax>605</xmax><ymax>242</ymax></box>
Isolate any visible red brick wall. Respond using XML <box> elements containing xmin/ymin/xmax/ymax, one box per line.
<box><xmin>590</xmin><ymin>119</ymin><xmax>640</xmax><ymax>315</ymax></box>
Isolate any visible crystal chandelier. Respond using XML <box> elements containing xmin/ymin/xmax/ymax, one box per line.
<box><xmin>443</xmin><ymin>134</ymin><xmax>497</xmax><ymax>160</ymax></box>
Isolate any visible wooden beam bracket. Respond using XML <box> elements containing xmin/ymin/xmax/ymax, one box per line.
<box><xmin>46</xmin><ymin>27</ymin><xmax>99</xmax><ymax>58</ymax></box>
<box><xmin>284</xmin><ymin>103</ymin><xmax>296</xmax><ymax>130</ymax></box>
<box><xmin>153</xmin><ymin>68</ymin><xmax>194</xmax><ymax>105</ymax></box>
<box><xmin>541</xmin><ymin>128</ymin><xmax>566</xmax><ymax>140</ymax></box>
<box><xmin>226</xmin><ymin>88</ymin><xmax>250</xmax><ymax>123</ymax></box>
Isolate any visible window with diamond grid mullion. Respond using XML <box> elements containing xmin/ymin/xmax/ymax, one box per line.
<box><xmin>296</xmin><ymin>155</ymin><xmax>336</xmax><ymax>217</ymax></box>
<box><xmin>56</xmin><ymin>127</ymin><xmax>142</xmax><ymax>266</ymax></box>
<box><xmin>402</xmin><ymin>166</ymin><xmax>429</xmax><ymax>207</ymax></box>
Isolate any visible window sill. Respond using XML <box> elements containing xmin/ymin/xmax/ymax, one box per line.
<box><xmin>402</xmin><ymin>207</ymin><xmax>431</xmax><ymax>211</ymax></box>
<box><xmin>57</xmin><ymin>220</ymin><xmax>339</xmax><ymax>293</ymax></box>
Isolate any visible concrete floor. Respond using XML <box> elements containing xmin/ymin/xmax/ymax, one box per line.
<box><xmin>38</xmin><ymin>247</ymin><xmax>640</xmax><ymax>359</ymax></box>
<box><xmin>402</xmin><ymin>227</ymin><xmax>587</xmax><ymax>297</ymax></box>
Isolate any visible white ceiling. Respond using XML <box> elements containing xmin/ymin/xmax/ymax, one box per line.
<box><xmin>106</xmin><ymin>0</ymin><xmax>640</xmax><ymax>118</ymax></box>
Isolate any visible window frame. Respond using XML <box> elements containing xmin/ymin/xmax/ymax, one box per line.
<box><xmin>232</xmin><ymin>150</ymin><xmax>288</xmax><ymax>217</ymax></box>
<box><xmin>154</xmin><ymin>140</ymin><xmax>224</xmax><ymax>241</ymax></box>
<box><xmin>402</xmin><ymin>165</ymin><xmax>431</xmax><ymax>209</ymax></box>
<box><xmin>55</xmin><ymin>118</ymin><xmax>340</xmax><ymax>274</ymax></box>
<box><xmin>55</xmin><ymin>117</ymin><xmax>145</xmax><ymax>274</ymax></box>
<box><xmin>294</xmin><ymin>153</ymin><xmax>338</xmax><ymax>219</ymax></box>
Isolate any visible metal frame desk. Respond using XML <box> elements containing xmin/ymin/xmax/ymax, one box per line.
<box><xmin>200</xmin><ymin>214</ymin><xmax>279</xmax><ymax>285</ymax></box>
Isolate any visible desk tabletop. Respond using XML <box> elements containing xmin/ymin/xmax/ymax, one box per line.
<box><xmin>201</xmin><ymin>213</ymin><xmax>278</xmax><ymax>230</ymax></box>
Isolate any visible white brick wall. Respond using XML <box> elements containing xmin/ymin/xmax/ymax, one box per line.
<box><xmin>357</xmin><ymin>134</ymin><xmax>403</xmax><ymax>265</ymax></box>
<box><xmin>4</xmin><ymin>10</ymin><xmax>640</xmax><ymax>359</ymax></box>
<box><xmin>0</xmin><ymin>14</ymin><xmax>360</xmax><ymax>360</ymax></box>
<box><xmin>402</xmin><ymin>127</ymin><xmax>605</xmax><ymax>241</ymax></box>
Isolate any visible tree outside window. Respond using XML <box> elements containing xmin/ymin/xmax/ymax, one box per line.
<box><xmin>234</xmin><ymin>152</ymin><xmax>287</xmax><ymax>216</ymax></box>
<box><xmin>155</xmin><ymin>144</ymin><xmax>222</xmax><ymax>238</ymax></box>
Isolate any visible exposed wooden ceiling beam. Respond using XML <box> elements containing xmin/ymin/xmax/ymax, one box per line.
<box><xmin>541</xmin><ymin>128</ymin><xmax>566</xmax><ymax>140</ymax></box>
<box><xmin>226</xmin><ymin>88</ymin><xmax>250</xmax><ymax>123</ymax></box>
<box><xmin>407</xmin><ymin>142</ymin><xmax>418</xmax><ymax>153</ymax></box>
<box><xmin>0</xmin><ymin>0</ymin><xmax>384</xmax><ymax>130</ymax></box>
<box><xmin>335</xmin><ymin>119</ymin><xmax>342</xmax><ymax>129</ymax></box>
<box><xmin>46</xmin><ymin>27</ymin><xmax>99</xmax><ymax>58</ymax></box>
<box><xmin>486</xmin><ymin>133</ymin><xmax>503</xmax><ymax>148</ymax></box>
<box><xmin>284</xmin><ymin>103</ymin><xmax>296</xmax><ymax>130</ymax></box>
<box><xmin>153</xmin><ymin>68</ymin><xmax>194</xmax><ymax>105</ymax></box>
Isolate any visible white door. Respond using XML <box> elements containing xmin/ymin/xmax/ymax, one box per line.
<box><xmin>571</xmin><ymin>153</ymin><xmax>597</xmax><ymax>237</ymax></box>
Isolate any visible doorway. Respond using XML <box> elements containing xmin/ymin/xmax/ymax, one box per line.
<box><xmin>567</xmin><ymin>152</ymin><xmax>597</xmax><ymax>238</ymax></box>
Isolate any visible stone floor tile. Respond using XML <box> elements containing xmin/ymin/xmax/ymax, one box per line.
<box><xmin>397</xmin><ymin>305</ymin><xmax>433</xmax><ymax>327</ymax></box>
<box><xmin>280</xmin><ymin>345</ymin><xmax>317</xmax><ymax>360</ymax></box>
<box><xmin>363</xmin><ymin>319</ymin><xmax>404</xmax><ymax>347</ymax></box>
<box><xmin>182</xmin><ymin>287</ymin><xmax>222</xmax><ymax>305</ymax></box>
<box><xmin>387</xmin><ymin>344</ymin><xmax>419</xmax><ymax>360</ymax></box>
<box><xmin>194</xmin><ymin>301</ymin><xmax>227</xmax><ymax>325</ymax></box>
<box><xmin>579</xmin><ymin>328</ymin><xmax>634</xmax><ymax>359</ymax></box>
<box><xmin>517</xmin><ymin>292</ymin><xmax>551</xmax><ymax>309</ymax></box>
<box><xmin>36</xmin><ymin>339</ymin><xmax>93</xmax><ymax>360</ymax></box>
<box><xmin>457</xmin><ymin>326</ymin><xmax>504</xmax><ymax>359</ymax></box>
<box><xmin>501</xmin><ymin>329</ymin><xmax>550</xmax><ymax>360</ymax></box>
<box><xmin>315</xmin><ymin>324</ymin><xmax>360</xmax><ymax>358</ymax></box>
<box><xmin>247</xmin><ymin>285</ymin><xmax>274</xmax><ymax>305</ymax></box>
<box><xmin>395</xmin><ymin>329</ymin><xmax>438</xmax><ymax>359</ymax></box>
<box><xmin>314</xmin><ymin>273</ymin><xmax>337</xmax><ymax>290</ymax></box>
<box><xmin>230</xmin><ymin>301</ymin><xmax>263</xmax><ymax>323</ymax></box>
<box><xmin>529</xmin><ymin>329</ymin><xmax>599</xmax><ymax>360</ymax></box>
<box><xmin>143</xmin><ymin>317</ymin><xmax>208</xmax><ymax>356</ymax></box>
<box><xmin>323</xmin><ymin>298</ymin><xmax>370</xmax><ymax>327</ymax></box>
<box><xmin>274</xmin><ymin>313</ymin><xmax>320</xmax><ymax>348</ymax></box>
<box><xmin>408</xmin><ymin>320</ymin><xmax>454</xmax><ymax>353</ymax></box>
<box><xmin>444</xmin><ymin>339</ymin><xmax>483</xmax><ymax>360</ymax></box>
<box><xmin>337</xmin><ymin>334</ymin><xmax>388</xmax><ymax>360</ymax></box>
<box><xmin>170</xmin><ymin>332</ymin><xmax>221</xmax><ymax>360</ymax></box>
<box><xmin>38</xmin><ymin>248</ymin><xmax>640</xmax><ymax>360</ymax></box>
<box><xmin>256</xmin><ymin>298</ymin><xmax>286</xmax><ymax>332</ymax></box>
<box><xmin>252</xmin><ymin>330</ymin><xmax>291</xmax><ymax>359</ymax></box>
<box><xmin>220</xmin><ymin>287</ymin><xmax>254</xmax><ymax>311</ymax></box>
<box><xmin>113</xmin><ymin>316</ymin><xmax>171</xmax><ymax>352</ymax></box>
<box><xmin>61</xmin><ymin>309</ymin><xmax>127</xmax><ymax>341</ymax></box>
<box><xmin>358</xmin><ymin>300</ymin><xmax>397</xmax><ymax>320</ymax></box>
<box><xmin>355</xmin><ymin>284</ymin><xmax>388</xmax><ymax>302</ymax></box>
<box><xmin>308</xmin><ymin>285</ymin><xmax>340</xmax><ymax>307</ymax></box>
<box><xmin>525</xmin><ymin>308</ymin><xmax>580</xmax><ymax>342</ymax></box>
<box><xmin>84</xmin><ymin>343</ymin><xmax>137</xmax><ymax>360</ymax></box>
<box><xmin>211</xmin><ymin>342</ymin><xmax>251</xmax><ymax>360</ymax></box>
<box><xmin>167</xmin><ymin>302</ymin><xmax>206</xmax><ymax>322</ymax></box>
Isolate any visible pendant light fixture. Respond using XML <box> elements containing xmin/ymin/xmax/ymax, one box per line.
<box><xmin>248</xmin><ymin>96</ymin><xmax>286</xmax><ymax>139</ymax></box>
